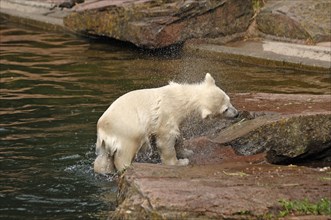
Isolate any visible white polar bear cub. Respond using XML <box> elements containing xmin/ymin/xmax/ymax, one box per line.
<box><xmin>94</xmin><ymin>73</ymin><xmax>238</xmax><ymax>174</ymax></box>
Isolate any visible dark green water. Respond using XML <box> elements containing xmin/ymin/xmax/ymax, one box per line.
<box><xmin>0</xmin><ymin>20</ymin><xmax>330</xmax><ymax>219</ymax></box>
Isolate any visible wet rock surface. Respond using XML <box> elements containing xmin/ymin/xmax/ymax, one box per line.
<box><xmin>256</xmin><ymin>0</ymin><xmax>331</xmax><ymax>43</ymax></box>
<box><xmin>135</xmin><ymin>93</ymin><xmax>331</xmax><ymax>168</ymax></box>
<box><xmin>63</xmin><ymin>0</ymin><xmax>253</xmax><ymax>48</ymax></box>
<box><xmin>231</xmin><ymin>93</ymin><xmax>331</xmax><ymax>115</ymax></box>
<box><xmin>112</xmin><ymin>163</ymin><xmax>331</xmax><ymax>219</ymax></box>
<box><xmin>180</xmin><ymin>93</ymin><xmax>331</xmax><ymax>165</ymax></box>
<box><xmin>1</xmin><ymin>1</ymin><xmax>330</xmax><ymax>219</ymax></box>
<box><xmin>112</xmin><ymin>93</ymin><xmax>331</xmax><ymax>219</ymax></box>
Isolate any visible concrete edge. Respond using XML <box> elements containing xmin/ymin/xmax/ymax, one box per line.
<box><xmin>183</xmin><ymin>43</ymin><xmax>331</xmax><ymax>73</ymax></box>
<box><xmin>0</xmin><ymin>0</ymin><xmax>67</xmax><ymax>32</ymax></box>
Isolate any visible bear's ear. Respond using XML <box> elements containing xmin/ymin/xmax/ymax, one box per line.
<box><xmin>201</xmin><ymin>108</ymin><xmax>212</xmax><ymax>119</ymax></box>
<box><xmin>204</xmin><ymin>73</ymin><xmax>215</xmax><ymax>85</ymax></box>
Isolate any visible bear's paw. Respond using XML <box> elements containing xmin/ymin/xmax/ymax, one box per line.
<box><xmin>177</xmin><ymin>158</ymin><xmax>189</xmax><ymax>166</ymax></box>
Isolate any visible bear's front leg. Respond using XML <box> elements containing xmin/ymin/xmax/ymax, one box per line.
<box><xmin>157</xmin><ymin>134</ymin><xmax>189</xmax><ymax>166</ymax></box>
<box><xmin>174</xmin><ymin>136</ymin><xmax>194</xmax><ymax>158</ymax></box>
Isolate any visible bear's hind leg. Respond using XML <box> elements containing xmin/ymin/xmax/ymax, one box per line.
<box><xmin>113</xmin><ymin>139</ymin><xmax>139</xmax><ymax>172</ymax></box>
<box><xmin>94</xmin><ymin>154</ymin><xmax>115</xmax><ymax>174</ymax></box>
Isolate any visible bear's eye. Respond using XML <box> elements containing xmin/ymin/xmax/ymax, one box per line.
<box><xmin>224</xmin><ymin>108</ymin><xmax>229</xmax><ymax>113</ymax></box>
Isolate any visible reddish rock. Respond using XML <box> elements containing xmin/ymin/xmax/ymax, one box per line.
<box><xmin>182</xmin><ymin>136</ymin><xmax>266</xmax><ymax>165</ymax></box>
<box><xmin>112</xmin><ymin>162</ymin><xmax>331</xmax><ymax>219</ymax></box>
<box><xmin>112</xmin><ymin>93</ymin><xmax>331</xmax><ymax>219</ymax></box>
<box><xmin>231</xmin><ymin>93</ymin><xmax>331</xmax><ymax>115</ymax></box>
<box><xmin>63</xmin><ymin>0</ymin><xmax>253</xmax><ymax>48</ymax></box>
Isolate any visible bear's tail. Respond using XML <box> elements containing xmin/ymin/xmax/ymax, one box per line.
<box><xmin>95</xmin><ymin>133</ymin><xmax>104</xmax><ymax>156</ymax></box>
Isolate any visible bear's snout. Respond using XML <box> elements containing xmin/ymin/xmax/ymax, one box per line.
<box><xmin>223</xmin><ymin>106</ymin><xmax>238</xmax><ymax>118</ymax></box>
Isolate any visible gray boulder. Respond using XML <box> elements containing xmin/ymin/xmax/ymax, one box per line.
<box><xmin>213</xmin><ymin>113</ymin><xmax>331</xmax><ymax>164</ymax></box>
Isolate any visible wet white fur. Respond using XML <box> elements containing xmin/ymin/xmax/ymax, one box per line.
<box><xmin>94</xmin><ymin>73</ymin><xmax>238</xmax><ymax>174</ymax></box>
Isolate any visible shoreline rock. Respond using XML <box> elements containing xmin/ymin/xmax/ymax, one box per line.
<box><xmin>112</xmin><ymin>93</ymin><xmax>331</xmax><ymax>219</ymax></box>
<box><xmin>179</xmin><ymin>93</ymin><xmax>331</xmax><ymax>165</ymax></box>
<box><xmin>112</xmin><ymin>162</ymin><xmax>331</xmax><ymax>219</ymax></box>
<box><xmin>1</xmin><ymin>0</ymin><xmax>330</xmax><ymax>70</ymax></box>
<box><xmin>63</xmin><ymin>0</ymin><xmax>253</xmax><ymax>49</ymax></box>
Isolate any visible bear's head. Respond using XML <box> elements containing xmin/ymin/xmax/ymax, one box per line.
<box><xmin>199</xmin><ymin>73</ymin><xmax>238</xmax><ymax>119</ymax></box>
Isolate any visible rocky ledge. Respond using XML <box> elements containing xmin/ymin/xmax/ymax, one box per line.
<box><xmin>64</xmin><ymin>0</ymin><xmax>253</xmax><ymax>48</ymax></box>
<box><xmin>111</xmin><ymin>93</ymin><xmax>331</xmax><ymax>219</ymax></box>
<box><xmin>62</xmin><ymin>0</ymin><xmax>331</xmax><ymax>48</ymax></box>
<box><xmin>1</xmin><ymin>0</ymin><xmax>329</xmax><ymax>70</ymax></box>
<box><xmin>112</xmin><ymin>162</ymin><xmax>330</xmax><ymax>219</ymax></box>
<box><xmin>214</xmin><ymin>113</ymin><xmax>331</xmax><ymax>164</ymax></box>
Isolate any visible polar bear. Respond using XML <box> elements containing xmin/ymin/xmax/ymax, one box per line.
<box><xmin>94</xmin><ymin>73</ymin><xmax>238</xmax><ymax>174</ymax></box>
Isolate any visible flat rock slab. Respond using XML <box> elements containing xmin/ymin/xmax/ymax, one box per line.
<box><xmin>112</xmin><ymin>162</ymin><xmax>331</xmax><ymax>219</ymax></box>
<box><xmin>231</xmin><ymin>93</ymin><xmax>331</xmax><ymax>115</ymax></box>
<box><xmin>63</xmin><ymin>0</ymin><xmax>253</xmax><ymax>48</ymax></box>
<box><xmin>256</xmin><ymin>0</ymin><xmax>331</xmax><ymax>43</ymax></box>
<box><xmin>179</xmin><ymin>93</ymin><xmax>331</xmax><ymax>141</ymax></box>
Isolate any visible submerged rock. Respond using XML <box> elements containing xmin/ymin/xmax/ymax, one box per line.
<box><xmin>63</xmin><ymin>0</ymin><xmax>253</xmax><ymax>48</ymax></box>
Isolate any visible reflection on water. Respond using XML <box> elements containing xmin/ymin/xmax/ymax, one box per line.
<box><xmin>0</xmin><ymin>20</ymin><xmax>330</xmax><ymax>219</ymax></box>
